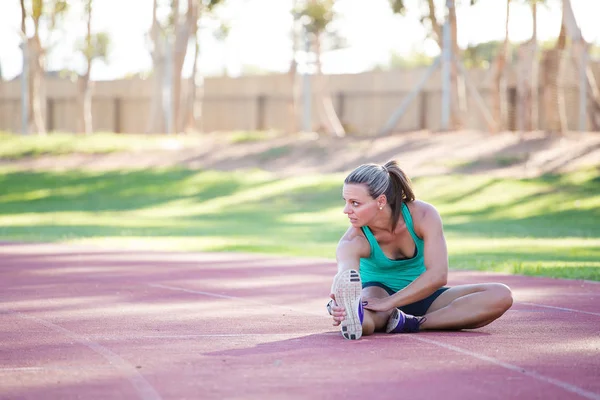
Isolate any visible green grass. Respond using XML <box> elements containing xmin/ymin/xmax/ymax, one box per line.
<box><xmin>0</xmin><ymin>132</ymin><xmax>206</xmax><ymax>159</ymax></box>
<box><xmin>0</xmin><ymin>166</ymin><xmax>599</xmax><ymax>281</ymax></box>
<box><xmin>228</xmin><ymin>130</ymin><xmax>281</xmax><ymax>143</ymax></box>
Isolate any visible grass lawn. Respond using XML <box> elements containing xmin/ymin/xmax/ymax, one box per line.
<box><xmin>0</xmin><ymin>166</ymin><xmax>598</xmax><ymax>281</ymax></box>
<box><xmin>0</xmin><ymin>131</ymin><xmax>279</xmax><ymax>160</ymax></box>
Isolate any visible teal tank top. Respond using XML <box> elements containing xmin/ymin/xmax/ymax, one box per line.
<box><xmin>359</xmin><ymin>202</ymin><xmax>426</xmax><ymax>292</ymax></box>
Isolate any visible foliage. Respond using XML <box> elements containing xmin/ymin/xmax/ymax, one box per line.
<box><xmin>78</xmin><ymin>32</ymin><xmax>110</xmax><ymax>63</ymax></box>
<box><xmin>30</xmin><ymin>0</ymin><xmax>68</xmax><ymax>21</ymax></box>
<box><xmin>294</xmin><ymin>0</ymin><xmax>336</xmax><ymax>35</ymax></box>
<box><xmin>212</xmin><ymin>22</ymin><xmax>230</xmax><ymax>41</ymax></box>
<box><xmin>388</xmin><ymin>50</ymin><xmax>435</xmax><ymax>69</ymax></box>
<box><xmin>293</xmin><ymin>0</ymin><xmax>346</xmax><ymax>54</ymax></box>
<box><xmin>25</xmin><ymin>0</ymin><xmax>70</xmax><ymax>37</ymax></box>
<box><xmin>462</xmin><ymin>40</ymin><xmax>520</xmax><ymax>68</ymax></box>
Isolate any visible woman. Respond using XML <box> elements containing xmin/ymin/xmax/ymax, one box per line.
<box><xmin>328</xmin><ymin>160</ymin><xmax>513</xmax><ymax>340</ymax></box>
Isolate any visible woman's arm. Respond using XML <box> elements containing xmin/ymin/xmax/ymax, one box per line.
<box><xmin>334</xmin><ymin>227</ymin><xmax>370</xmax><ymax>273</ymax></box>
<box><xmin>364</xmin><ymin>202</ymin><xmax>448</xmax><ymax>312</ymax></box>
<box><xmin>329</xmin><ymin>228</ymin><xmax>370</xmax><ymax>325</ymax></box>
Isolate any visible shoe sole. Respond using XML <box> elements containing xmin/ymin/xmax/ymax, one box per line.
<box><xmin>385</xmin><ymin>308</ymin><xmax>404</xmax><ymax>333</ymax></box>
<box><xmin>333</xmin><ymin>269</ymin><xmax>363</xmax><ymax>340</ymax></box>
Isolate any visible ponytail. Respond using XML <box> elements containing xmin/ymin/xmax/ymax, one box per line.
<box><xmin>383</xmin><ymin>160</ymin><xmax>415</xmax><ymax>232</ymax></box>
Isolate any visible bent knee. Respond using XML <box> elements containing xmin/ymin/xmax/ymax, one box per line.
<box><xmin>362</xmin><ymin>318</ymin><xmax>375</xmax><ymax>336</ymax></box>
<box><xmin>487</xmin><ymin>283</ymin><xmax>513</xmax><ymax>312</ymax></box>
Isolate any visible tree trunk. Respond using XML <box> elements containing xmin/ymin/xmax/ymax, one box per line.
<box><xmin>448</xmin><ymin>0</ymin><xmax>464</xmax><ymax>129</ymax></box>
<box><xmin>77</xmin><ymin>0</ymin><xmax>93</xmax><ymax>135</ymax></box>
<box><xmin>287</xmin><ymin>9</ymin><xmax>300</xmax><ymax>134</ymax></box>
<box><xmin>561</xmin><ymin>0</ymin><xmax>600</xmax><ymax>130</ymax></box>
<box><xmin>77</xmin><ymin>78</ymin><xmax>93</xmax><ymax>135</ymax></box>
<box><xmin>516</xmin><ymin>39</ymin><xmax>537</xmax><ymax>131</ymax></box>
<box><xmin>28</xmin><ymin>36</ymin><xmax>46</xmax><ymax>135</ymax></box>
<box><xmin>429</xmin><ymin>0</ymin><xmax>463</xmax><ymax>130</ymax></box>
<box><xmin>171</xmin><ymin>0</ymin><xmax>195</xmax><ymax>133</ymax></box>
<box><xmin>182</xmin><ymin>29</ymin><xmax>200</xmax><ymax>133</ymax></box>
<box><xmin>493</xmin><ymin>0</ymin><xmax>510</xmax><ymax>131</ymax></box>
<box><xmin>541</xmin><ymin>23</ymin><xmax>567</xmax><ymax>133</ymax></box>
<box><xmin>147</xmin><ymin>0</ymin><xmax>165</xmax><ymax>134</ymax></box>
<box><xmin>530</xmin><ymin>1</ymin><xmax>539</xmax><ymax>131</ymax></box>
<box><xmin>314</xmin><ymin>34</ymin><xmax>345</xmax><ymax>137</ymax></box>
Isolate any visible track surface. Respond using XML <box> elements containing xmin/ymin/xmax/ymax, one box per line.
<box><xmin>1</xmin><ymin>242</ymin><xmax>599</xmax><ymax>400</ymax></box>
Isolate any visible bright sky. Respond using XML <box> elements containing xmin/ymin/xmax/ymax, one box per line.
<box><xmin>0</xmin><ymin>0</ymin><xmax>598</xmax><ymax>81</ymax></box>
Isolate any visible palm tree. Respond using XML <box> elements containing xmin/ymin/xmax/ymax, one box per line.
<box><xmin>295</xmin><ymin>0</ymin><xmax>345</xmax><ymax>137</ymax></box>
<box><xmin>19</xmin><ymin>0</ymin><xmax>68</xmax><ymax>135</ymax></box>
<box><xmin>388</xmin><ymin>0</ymin><xmax>465</xmax><ymax>129</ymax></box>
<box><xmin>146</xmin><ymin>0</ymin><xmax>224</xmax><ymax>134</ymax></box>
<box><xmin>76</xmin><ymin>0</ymin><xmax>109</xmax><ymax>135</ymax></box>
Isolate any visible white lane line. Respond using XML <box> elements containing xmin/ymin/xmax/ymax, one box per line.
<box><xmin>411</xmin><ymin>336</ymin><xmax>600</xmax><ymax>400</ymax></box>
<box><xmin>93</xmin><ymin>333</ymin><xmax>318</xmax><ymax>340</ymax></box>
<box><xmin>518</xmin><ymin>302</ymin><xmax>600</xmax><ymax>317</ymax></box>
<box><xmin>0</xmin><ymin>366</ymin><xmax>113</xmax><ymax>372</ymax></box>
<box><xmin>148</xmin><ymin>283</ymin><xmax>321</xmax><ymax>317</ymax></box>
<box><xmin>6</xmin><ymin>310</ymin><xmax>162</xmax><ymax>400</ymax></box>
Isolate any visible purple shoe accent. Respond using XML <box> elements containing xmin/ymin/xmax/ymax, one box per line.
<box><xmin>386</xmin><ymin>309</ymin><xmax>424</xmax><ymax>333</ymax></box>
<box><xmin>358</xmin><ymin>300</ymin><xmax>364</xmax><ymax>324</ymax></box>
<box><xmin>402</xmin><ymin>314</ymin><xmax>424</xmax><ymax>333</ymax></box>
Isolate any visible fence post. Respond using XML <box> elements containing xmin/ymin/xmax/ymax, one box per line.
<box><xmin>20</xmin><ymin>42</ymin><xmax>28</xmax><ymax>135</ymax></box>
<box><xmin>114</xmin><ymin>97</ymin><xmax>122</xmax><ymax>133</ymax></box>
<box><xmin>579</xmin><ymin>44</ymin><xmax>588</xmax><ymax>132</ymax></box>
<box><xmin>419</xmin><ymin>91</ymin><xmax>428</xmax><ymax>130</ymax></box>
<box><xmin>336</xmin><ymin>92</ymin><xmax>345</xmax><ymax>121</ymax></box>
<box><xmin>256</xmin><ymin>94</ymin><xmax>266</xmax><ymax>130</ymax></box>
<box><xmin>441</xmin><ymin>0</ymin><xmax>452</xmax><ymax>131</ymax></box>
<box><xmin>46</xmin><ymin>98</ymin><xmax>54</xmax><ymax>132</ymax></box>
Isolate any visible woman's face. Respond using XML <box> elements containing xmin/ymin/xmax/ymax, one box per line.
<box><xmin>342</xmin><ymin>183</ymin><xmax>380</xmax><ymax>227</ymax></box>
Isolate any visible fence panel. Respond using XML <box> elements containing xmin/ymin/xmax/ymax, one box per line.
<box><xmin>0</xmin><ymin>61</ymin><xmax>597</xmax><ymax>134</ymax></box>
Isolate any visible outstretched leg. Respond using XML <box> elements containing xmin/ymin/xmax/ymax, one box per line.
<box><xmin>420</xmin><ymin>283</ymin><xmax>513</xmax><ymax>330</ymax></box>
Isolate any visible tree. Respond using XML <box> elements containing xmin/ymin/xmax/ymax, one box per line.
<box><xmin>492</xmin><ymin>0</ymin><xmax>511</xmax><ymax>131</ymax></box>
<box><xmin>19</xmin><ymin>0</ymin><xmax>69</xmax><ymax>135</ymax></box>
<box><xmin>295</xmin><ymin>0</ymin><xmax>346</xmax><ymax>137</ymax></box>
<box><xmin>388</xmin><ymin>0</ymin><xmax>466</xmax><ymax>129</ymax></box>
<box><xmin>146</xmin><ymin>0</ymin><xmax>224</xmax><ymax>134</ymax></box>
<box><xmin>287</xmin><ymin>0</ymin><xmax>302</xmax><ymax>134</ymax></box>
<box><xmin>540</xmin><ymin>0</ymin><xmax>568</xmax><ymax>133</ymax></box>
<box><xmin>538</xmin><ymin>0</ymin><xmax>600</xmax><ymax>133</ymax></box>
<box><xmin>76</xmin><ymin>0</ymin><xmax>109</xmax><ymax>135</ymax></box>
<box><xmin>560</xmin><ymin>0</ymin><xmax>600</xmax><ymax>131</ymax></box>
<box><xmin>515</xmin><ymin>0</ymin><xmax>542</xmax><ymax>132</ymax></box>
<box><xmin>463</xmin><ymin>41</ymin><xmax>520</xmax><ymax>68</ymax></box>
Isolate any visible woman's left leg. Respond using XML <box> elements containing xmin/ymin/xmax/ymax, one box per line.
<box><xmin>419</xmin><ymin>283</ymin><xmax>513</xmax><ymax>330</ymax></box>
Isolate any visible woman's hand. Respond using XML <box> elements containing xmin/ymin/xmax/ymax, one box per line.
<box><xmin>363</xmin><ymin>297</ymin><xmax>395</xmax><ymax>313</ymax></box>
<box><xmin>328</xmin><ymin>294</ymin><xmax>346</xmax><ymax>326</ymax></box>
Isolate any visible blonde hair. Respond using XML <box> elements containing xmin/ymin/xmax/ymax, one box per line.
<box><xmin>344</xmin><ymin>160</ymin><xmax>415</xmax><ymax>231</ymax></box>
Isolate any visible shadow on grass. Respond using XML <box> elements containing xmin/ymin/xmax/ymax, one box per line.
<box><xmin>1</xmin><ymin>169</ymin><xmax>599</xmax><ymax>277</ymax></box>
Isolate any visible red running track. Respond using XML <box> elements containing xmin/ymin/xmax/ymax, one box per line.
<box><xmin>1</xmin><ymin>242</ymin><xmax>599</xmax><ymax>400</ymax></box>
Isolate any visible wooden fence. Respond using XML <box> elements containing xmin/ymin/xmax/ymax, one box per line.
<box><xmin>0</xmin><ymin>62</ymin><xmax>598</xmax><ymax>135</ymax></box>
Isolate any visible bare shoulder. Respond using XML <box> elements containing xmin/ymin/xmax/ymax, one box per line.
<box><xmin>336</xmin><ymin>226</ymin><xmax>370</xmax><ymax>259</ymax></box>
<box><xmin>406</xmin><ymin>200</ymin><xmax>443</xmax><ymax>237</ymax></box>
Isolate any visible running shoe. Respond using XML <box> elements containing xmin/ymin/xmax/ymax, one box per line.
<box><xmin>332</xmin><ymin>269</ymin><xmax>364</xmax><ymax>340</ymax></box>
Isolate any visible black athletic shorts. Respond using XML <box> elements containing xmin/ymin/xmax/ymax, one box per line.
<box><xmin>363</xmin><ymin>282</ymin><xmax>450</xmax><ymax>316</ymax></box>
